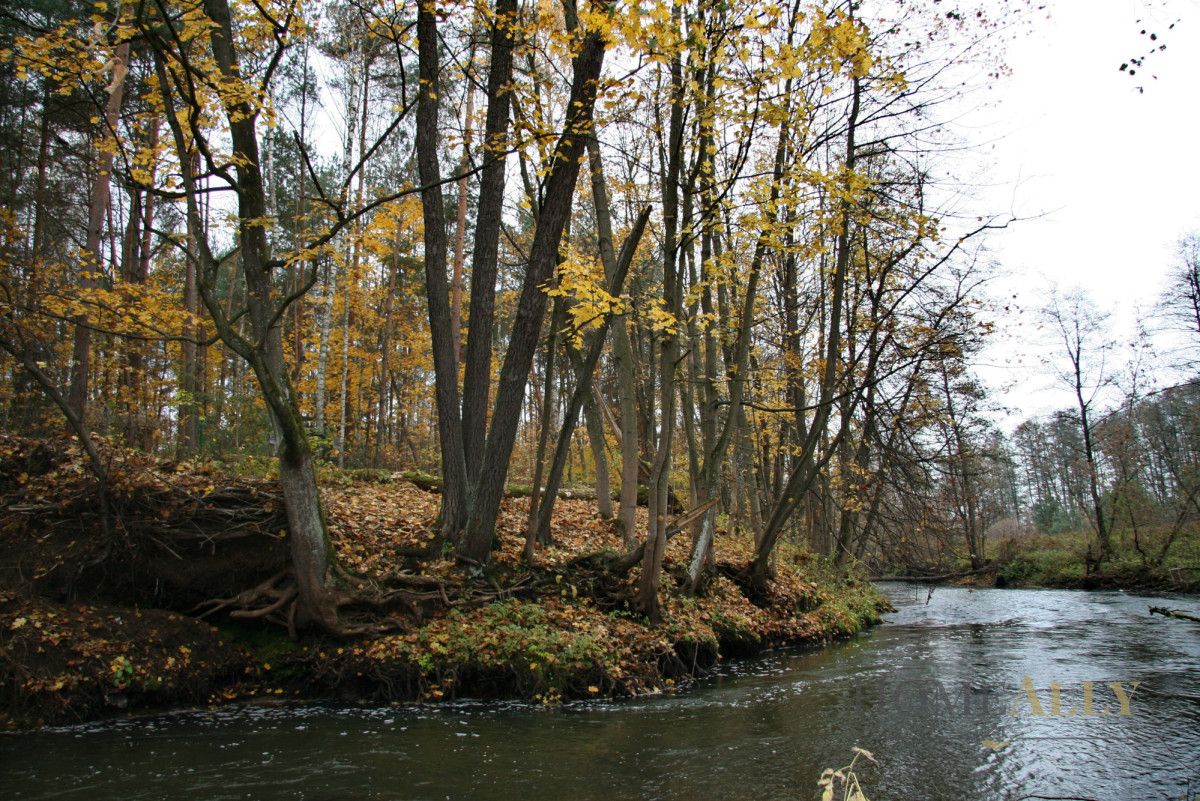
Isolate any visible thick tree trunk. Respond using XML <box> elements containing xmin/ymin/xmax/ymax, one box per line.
<box><xmin>273</xmin><ymin>405</ymin><xmax>334</xmax><ymax>629</ymax></box>
<box><xmin>415</xmin><ymin>5</ymin><xmax>469</xmax><ymax>536</ymax></box>
<box><xmin>158</xmin><ymin>0</ymin><xmax>342</xmax><ymax>629</ymax></box>
<box><xmin>461</xmin><ymin>0</ymin><xmax>519</xmax><ymax>488</ymax></box>
<box><xmin>457</xmin><ymin>22</ymin><xmax>609</xmax><ymax>563</ymax></box>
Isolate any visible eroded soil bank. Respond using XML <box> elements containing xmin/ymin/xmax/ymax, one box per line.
<box><xmin>0</xmin><ymin>437</ymin><xmax>886</xmax><ymax>730</ymax></box>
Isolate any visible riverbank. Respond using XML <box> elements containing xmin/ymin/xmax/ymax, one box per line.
<box><xmin>0</xmin><ymin>438</ymin><xmax>887</xmax><ymax>730</ymax></box>
<box><xmin>875</xmin><ymin>528</ymin><xmax>1200</xmax><ymax>594</ymax></box>
<box><xmin>8</xmin><ymin>584</ymin><xmax>1199</xmax><ymax>801</ymax></box>
<box><xmin>988</xmin><ymin>528</ymin><xmax>1200</xmax><ymax>593</ymax></box>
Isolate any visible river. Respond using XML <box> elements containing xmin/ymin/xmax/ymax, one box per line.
<box><xmin>3</xmin><ymin>584</ymin><xmax>1199</xmax><ymax>801</ymax></box>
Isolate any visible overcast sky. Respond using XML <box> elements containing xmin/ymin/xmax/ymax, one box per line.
<box><xmin>958</xmin><ymin>0</ymin><xmax>1200</xmax><ymax>425</ymax></box>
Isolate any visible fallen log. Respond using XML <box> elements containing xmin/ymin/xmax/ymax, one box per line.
<box><xmin>398</xmin><ymin>470</ymin><xmax>607</xmax><ymax>500</ymax></box>
<box><xmin>1149</xmin><ymin>606</ymin><xmax>1200</xmax><ymax>623</ymax></box>
<box><xmin>396</xmin><ymin>471</ymin><xmax>684</xmax><ymax>511</ymax></box>
<box><xmin>871</xmin><ymin>566</ymin><xmax>992</xmax><ymax>583</ymax></box>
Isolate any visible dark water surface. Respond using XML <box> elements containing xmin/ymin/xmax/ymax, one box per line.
<box><xmin>3</xmin><ymin>584</ymin><xmax>1199</xmax><ymax>801</ymax></box>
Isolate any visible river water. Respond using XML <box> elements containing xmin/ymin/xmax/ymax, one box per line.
<box><xmin>3</xmin><ymin>584</ymin><xmax>1199</xmax><ymax>801</ymax></box>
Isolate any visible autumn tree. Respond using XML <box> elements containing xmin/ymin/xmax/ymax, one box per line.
<box><xmin>0</xmin><ymin>0</ymin><xmax>1040</xmax><ymax>614</ymax></box>
<box><xmin>414</xmin><ymin>0</ymin><xmax>615</xmax><ymax>562</ymax></box>
<box><xmin>133</xmin><ymin>0</ymin><xmax>422</xmax><ymax>630</ymax></box>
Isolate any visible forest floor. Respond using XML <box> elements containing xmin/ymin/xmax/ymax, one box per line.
<box><xmin>0</xmin><ymin>436</ymin><xmax>887</xmax><ymax>730</ymax></box>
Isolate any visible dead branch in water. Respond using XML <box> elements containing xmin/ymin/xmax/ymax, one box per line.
<box><xmin>1149</xmin><ymin>606</ymin><xmax>1200</xmax><ymax>623</ymax></box>
<box><xmin>872</xmin><ymin>566</ymin><xmax>992</xmax><ymax>583</ymax></box>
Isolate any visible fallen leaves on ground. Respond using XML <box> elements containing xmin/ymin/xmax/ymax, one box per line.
<box><xmin>0</xmin><ymin>435</ymin><xmax>887</xmax><ymax>727</ymax></box>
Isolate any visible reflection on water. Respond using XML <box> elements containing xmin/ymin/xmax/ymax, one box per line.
<box><xmin>2</xmin><ymin>584</ymin><xmax>1199</xmax><ymax>801</ymax></box>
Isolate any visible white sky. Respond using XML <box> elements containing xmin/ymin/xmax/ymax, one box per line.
<box><xmin>960</xmin><ymin>0</ymin><xmax>1200</xmax><ymax>426</ymax></box>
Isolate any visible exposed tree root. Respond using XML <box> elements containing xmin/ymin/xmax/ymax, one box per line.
<box><xmin>185</xmin><ymin>560</ymin><xmax>561</xmax><ymax>639</ymax></box>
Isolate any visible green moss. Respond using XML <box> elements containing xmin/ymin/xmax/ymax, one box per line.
<box><xmin>706</xmin><ymin>608</ymin><xmax>760</xmax><ymax>652</ymax></box>
<box><xmin>813</xmin><ymin>581</ymin><xmax>885</xmax><ymax>636</ymax></box>
<box><xmin>216</xmin><ymin>620</ymin><xmax>303</xmax><ymax>680</ymax></box>
<box><xmin>318</xmin><ymin>466</ymin><xmax>395</xmax><ymax>486</ymax></box>
<box><xmin>351</xmin><ymin>601</ymin><xmax>628</xmax><ymax>702</ymax></box>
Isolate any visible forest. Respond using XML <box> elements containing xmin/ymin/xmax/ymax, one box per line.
<box><xmin>0</xmin><ymin>0</ymin><xmax>1197</xmax><ymax>732</ymax></box>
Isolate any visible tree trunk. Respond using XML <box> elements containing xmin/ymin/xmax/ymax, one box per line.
<box><xmin>524</xmin><ymin>295</ymin><xmax>567</xmax><ymax>561</ymax></box>
<box><xmin>68</xmin><ymin>40</ymin><xmax>131</xmax><ymax>426</ymax></box>
<box><xmin>312</xmin><ymin>259</ymin><xmax>335</xmax><ymax>438</ymax></box>
<box><xmin>336</xmin><ymin>277</ymin><xmax>351</xmax><ymax>466</ymax></box>
<box><xmin>750</xmin><ymin>75</ymin><xmax>863</xmax><ymax>590</ymax></box>
<box><xmin>532</xmin><ymin>210</ymin><xmax>650</xmax><ymax>548</ymax></box>
<box><xmin>158</xmin><ymin>0</ymin><xmax>341</xmax><ymax>629</ymax></box>
<box><xmin>457</xmin><ymin>21</ymin><xmax>609</xmax><ymax>563</ymax></box>
<box><xmin>636</xmin><ymin>28</ymin><xmax>685</xmax><ymax>622</ymax></box>
<box><xmin>451</xmin><ymin>51</ymin><xmax>474</xmax><ymax>364</ymax></box>
<box><xmin>374</xmin><ymin>252</ymin><xmax>398</xmax><ymax>466</ymax></box>
<box><xmin>29</xmin><ymin>83</ymin><xmax>52</xmax><ymax>269</ymax></box>
<box><xmin>586</xmin><ymin>136</ymin><xmax>639</xmax><ymax>544</ymax></box>
<box><xmin>583</xmin><ymin>384</ymin><xmax>613</xmax><ymax>519</ymax></box>
<box><xmin>178</xmin><ymin>153</ymin><xmax>200</xmax><ymax>458</ymax></box>
<box><xmin>685</xmin><ymin>227</ymin><xmax>762</xmax><ymax>591</ymax></box>
<box><xmin>415</xmin><ymin>5</ymin><xmax>470</xmax><ymax>536</ymax></box>
<box><xmin>461</xmin><ymin>0</ymin><xmax>519</xmax><ymax>488</ymax></box>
